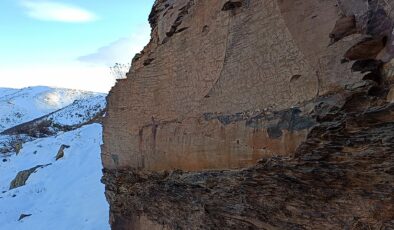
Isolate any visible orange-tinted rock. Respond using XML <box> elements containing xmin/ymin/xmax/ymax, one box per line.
<box><xmin>102</xmin><ymin>0</ymin><xmax>394</xmax><ymax>229</ymax></box>
<box><xmin>102</xmin><ymin>0</ymin><xmax>367</xmax><ymax>171</ymax></box>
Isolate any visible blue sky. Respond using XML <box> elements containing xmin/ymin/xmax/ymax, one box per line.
<box><xmin>0</xmin><ymin>0</ymin><xmax>154</xmax><ymax>92</ymax></box>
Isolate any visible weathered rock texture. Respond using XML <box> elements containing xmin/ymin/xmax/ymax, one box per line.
<box><xmin>102</xmin><ymin>0</ymin><xmax>394</xmax><ymax>229</ymax></box>
<box><xmin>55</xmin><ymin>144</ymin><xmax>70</xmax><ymax>161</ymax></box>
<box><xmin>10</xmin><ymin>164</ymin><xmax>51</xmax><ymax>190</ymax></box>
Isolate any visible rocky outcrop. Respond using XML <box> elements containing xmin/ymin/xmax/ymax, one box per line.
<box><xmin>18</xmin><ymin>214</ymin><xmax>32</xmax><ymax>221</ymax></box>
<box><xmin>103</xmin><ymin>81</ymin><xmax>394</xmax><ymax>229</ymax></box>
<box><xmin>55</xmin><ymin>144</ymin><xmax>70</xmax><ymax>161</ymax></box>
<box><xmin>9</xmin><ymin>164</ymin><xmax>51</xmax><ymax>190</ymax></box>
<box><xmin>102</xmin><ymin>0</ymin><xmax>394</xmax><ymax>229</ymax></box>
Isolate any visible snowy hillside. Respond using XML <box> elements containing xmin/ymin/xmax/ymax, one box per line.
<box><xmin>0</xmin><ymin>88</ymin><xmax>18</xmax><ymax>97</ymax></box>
<box><xmin>0</xmin><ymin>86</ymin><xmax>103</xmax><ymax>132</ymax></box>
<box><xmin>47</xmin><ymin>95</ymin><xmax>106</xmax><ymax>127</ymax></box>
<box><xmin>0</xmin><ymin>86</ymin><xmax>109</xmax><ymax>230</ymax></box>
<box><xmin>1</xmin><ymin>94</ymin><xmax>107</xmax><ymax>138</ymax></box>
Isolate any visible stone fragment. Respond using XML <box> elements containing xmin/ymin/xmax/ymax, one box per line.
<box><xmin>9</xmin><ymin>164</ymin><xmax>51</xmax><ymax>189</ymax></box>
<box><xmin>18</xmin><ymin>214</ymin><xmax>32</xmax><ymax>221</ymax></box>
<box><xmin>344</xmin><ymin>36</ymin><xmax>387</xmax><ymax>61</ymax></box>
<box><xmin>329</xmin><ymin>15</ymin><xmax>358</xmax><ymax>44</ymax></box>
<box><xmin>55</xmin><ymin>144</ymin><xmax>70</xmax><ymax>161</ymax></box>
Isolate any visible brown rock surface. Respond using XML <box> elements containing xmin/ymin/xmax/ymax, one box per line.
<box><xmin>102</xmin><ymin>0</ymin><xmax>358</xmax><ymax>171</ymax></box>
<box><xmin>55</xmin><ymin>144</ymin><xmax>70</xmax><ymax>161</ymax></box>
<box><xmin>9</xmin><ymin>164</ymin><xmax>51</xmax><ymax>190</ymax></box>
<box><xmin>102</xmin><ymin>0</ymin><xmax>394</xmax><ymax>229</ymax></box>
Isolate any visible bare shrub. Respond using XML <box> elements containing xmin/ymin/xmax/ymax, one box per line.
<box><xmin>110</xmin><ymin>63</ymin><xmax>130</xmax><ymax>80</ymax></box>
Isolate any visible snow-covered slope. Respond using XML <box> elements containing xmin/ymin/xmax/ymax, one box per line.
<box><xmin>0</xmin><ymin>86</ymin><xmax>103</xmax><ymax>132</ymax></box>
<box><xmin>0</xmin><ymin>124</ymin><xmax>109</xmax><ymax>230</ymax></box>
<box><xmin>0</xmin><ymin>88</ymin><xmax>18</xmax><ymax>97</ymax></box>
<box><xmin>47</xmin><ymin>95</ymin><xmax>106</xmax><ymax>127</ymax></box>
<box><xmin>0</xmin><ymin>86</ymin><xmax>109</xmax><ymax>230</ymax></box>
<box><xmin>1</xmin><ymin>94</ymin><xmax>107</xmax><ymax>138</ymax></box>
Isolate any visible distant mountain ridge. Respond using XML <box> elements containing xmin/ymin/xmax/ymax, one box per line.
<box><xmin>0</xmin><ymin>86</ymin><xmax>104</xmax><ymax>132</ymax></box>
<box><xmin>1</xmin><ymin>94</ymin><xmax>106</xmax><ymax>138</ymax></box>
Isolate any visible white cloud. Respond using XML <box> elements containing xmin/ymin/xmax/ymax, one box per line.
<box><xmin>20</xmin><ymin>1</ymin><xmax>97</xmax><ymax>23</ymax></box>
<box><xmin>78</xmin><ymin>25</ymin><xmax>151</xmax><ymax>65</ymax></box>
<box><xmin>0</xmin><ymin>62</ymin><xmax>114</xmax><ymax>93</ymax></box>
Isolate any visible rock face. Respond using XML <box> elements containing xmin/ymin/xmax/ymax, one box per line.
<box><xmin>102</xmin><ymin>0</ymin><xmax>394</xmax><ymax>229</ymax></box>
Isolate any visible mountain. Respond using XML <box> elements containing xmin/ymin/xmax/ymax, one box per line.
<box><xmin>0</xmin><ymin>86</ymin><xmax>102</xmax><ymax>132</ymax></box>
<box><xmin>0</xmin><ymin>86</ymin><xmax>109</xmax><ymax>230</ymax></box>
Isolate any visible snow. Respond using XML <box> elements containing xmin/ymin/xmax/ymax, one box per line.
<box><xmin>0</xmin><ymin>88</ymin><xmax>18</xmax><ymax>97</ymax></box>
<box><xmin>0</xmin><ymin>86</ymin><xmax>103</xmax><ymax>132</ymax></box>
<box><xmin>0</xmin><ymin>124</ymin><xmax>110</xmax><ymax>230</ymax></box>
<box><xmin>47</xmin><ymin>95</ymin><xmax>106</xmax><ymax>127</ymax></box>
<box><xmin>0</xmin><ymin>86</ymin><xmax>110</xmax><ymax>230</ymax></box>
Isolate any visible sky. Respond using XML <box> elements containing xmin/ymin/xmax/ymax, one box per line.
<box><xmin>0</xmin><ymin>0</ymin><xmax>155</xmax><ymax>92</ymax></box>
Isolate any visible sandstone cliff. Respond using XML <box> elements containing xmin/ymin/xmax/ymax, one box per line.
<box><xmin>102</xmin><ymin>0</ymin><xmax>394</xmax><ymax>229</ymax></box>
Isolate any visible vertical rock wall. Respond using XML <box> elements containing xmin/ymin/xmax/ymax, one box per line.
<box><xmin>102</xmin><ymin>0</ymin><xmax>363</xmax><ymax>171</ymax></box>
<box><xmin>102</xmin><ymin>0</ymin><xmax>394</xmax><ymax>229</ymax></box>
